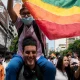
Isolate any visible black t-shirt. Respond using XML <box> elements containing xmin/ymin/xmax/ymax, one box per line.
<box><xmin>18</xmin><ymin>64</ymin><xmax>43</xmax><ymax>80</ymax></box>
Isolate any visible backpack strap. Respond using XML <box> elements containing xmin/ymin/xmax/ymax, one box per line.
<box><xmin>18</xmin><ymin>23</ymin><xmax>24</xmax><ymax>37</ymax></box>
<box><xmin>14</xmin><ymin>23</ymin><xmax>24</xmax><ymax>53</ymax></box>
<box><xmin>36</xmin><ymin>64</ymin><xmax>43</xmax><ymax>80</ymax></box>
<box><xmin>33</xmin><ymin>21</ymin><xmax>45</xmax><ymax>56</ymax></box>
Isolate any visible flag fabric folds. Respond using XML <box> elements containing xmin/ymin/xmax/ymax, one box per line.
<box><xmin>22</xmin><ymin>0</ymin><xmax>80</xmax><ymax>40</ymax></box>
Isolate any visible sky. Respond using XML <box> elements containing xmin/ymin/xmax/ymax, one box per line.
<box><xmin>46</xmin><ymin>38</ymin><xmax>54</xmax><ymax>50</ymax></box>
<box><xmin>2</xmin><ymin>0</ymin><xmax>54</xmax><ymax>50</ymax></box>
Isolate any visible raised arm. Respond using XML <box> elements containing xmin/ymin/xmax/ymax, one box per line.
<box><xmin>74</xmin><ymin>61</ymin><xmax>80</xmax><ymax>79</ymax></box>
<box><xmin>7</xmin><ymin>0</ymin><xmax>18</xmax><ymax>23</ymax></box>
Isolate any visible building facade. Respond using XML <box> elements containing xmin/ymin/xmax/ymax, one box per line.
<box><xmin>66</xmin><ymin>36</ymin><xmax>80</xmax><ymax>48</ymax></box>
<box><xmin>0</xmin><ymin>0</ymin><xmax>9</xmax><ymax>54</ymax></box>
<box><xmin>0</xmin><ymin>0</ymin><xmax>17</xmax><ymax>56</ymax></box>
<box><xmin>54</xmin><ymin>38</ymin><xmax>67</xmax><ymax>52</ymax></box>
<box><xmin>54</xmin><ymin>36</ymin><xmax>80</xmax><ymax>52</ymax></box>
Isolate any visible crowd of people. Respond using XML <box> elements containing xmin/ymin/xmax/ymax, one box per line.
<box><xmin>48</xmin><ymin>52</ymin><xmax>80</xmax><ymax>80</ymax></box>
<box><xmin>6</xmin><ymin>0</ymin><xmax>56</xmax><ymax>80</ymax></box>
<box><xmin>0</xmin><ymin>50</ymin><xmax>80</xmax><ymax>80</ymax></box>
<box><xmin>0</xmin><ymin>0</ymin><xmax>80</xmax><ymax>80</ymax></box>
<box><xmin>0</xmin><ymin>53</ymin><xmax>12</xmax><ymax>80</ymax></box>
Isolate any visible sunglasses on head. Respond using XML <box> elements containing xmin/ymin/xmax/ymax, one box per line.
<box><xmin>25</xmin><ymin>51</ymin><xmax>36</xmax><ymax>54</ymax></box>
<box><xmin>21</xmin><ymin>12</ymin><xmax>30</xmax><ymax>16</ymax></box>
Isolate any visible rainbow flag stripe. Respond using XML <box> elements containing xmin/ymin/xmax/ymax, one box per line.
<box><xmin>22</xmin><ymin>0</ymin><xmax>80</xmax><ymax>39</ymax></box>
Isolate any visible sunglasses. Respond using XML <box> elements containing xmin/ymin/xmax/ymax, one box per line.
<box><xmin>25</xmin><ymin>51</ymin><xmax>36</xmax><ymax>54</ymax></box>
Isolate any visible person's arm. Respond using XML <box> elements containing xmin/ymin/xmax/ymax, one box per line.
<box><xmin>7</xmin><ymin>0</ymin><xmax>18</xmax><ymax>23</ymax></box>
<box><xmin>74</xmin><ymin>66</ymin><xmax>80</xmax><ymax>78</ymax></box>
<box><xmin>37</xmin><ymin>56</ymin><xmax>56</xmax><ymax>80</ymax></box>
<box><xmin>5</xmin><ymin>55</ymin><xmax>23</xmax><ymax>80</ymax></box>
<box><xmin>74</xmin><ymin>61</ymin><xmax>80</xmax><ymax>79</ymax></box>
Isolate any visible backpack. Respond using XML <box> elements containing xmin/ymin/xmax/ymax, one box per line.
<box><xmin>14</xmin><ymin>21</ymin><xmax>45</xmax><ymax>55</ymax></box>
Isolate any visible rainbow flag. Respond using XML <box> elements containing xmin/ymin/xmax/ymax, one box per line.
<box><xmin>22</xmin><ymin>0</ymin><xmax>80</xmax><ymax>40</ymax></box>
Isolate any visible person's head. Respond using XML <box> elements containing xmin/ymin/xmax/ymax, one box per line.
<box><xmin>66</xmin><ymin>54</ymin><xmax>71</xmax><ymax>61</ymax></box>
<box><xmin>5</xmin><ymin>55</ymin><xmax>11</xmax><ymax>62</ymax></box>
<box><xmin>55</xmin><ymin>52</ymin><xmax>60</xmax><ymax>59</ymax></box>
<box><xmin>20</xmin><ymin>4</ymin><xmax>34</xmax><ymax>25</ymax></box>
<box><xmin>73</xmin><ymin>52</ymin><xmax>78</xmax><ymax>58</ymax></box>
<box><xmin>56</xmin><ymin>56</ymin><xmax>69</xmax><ymax>71</ymax></box>
<box><xmin>22</xmin><ymin>37</ymin><xmax>37</xmax><ymax>69</ymax></box>
<box><xmin>57</xmin><ymin>56</ymin><xmax>71</xmax><ymax>80</ymax></box>
<box><xmin>20</xmin><ymin>4</ymin><xmax>31</xmax><ymax>18</ymax></box>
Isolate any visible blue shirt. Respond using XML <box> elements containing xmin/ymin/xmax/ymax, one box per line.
<box><xmin>5</xmin><ymin>55</ymin><xmax>56</xmax><ymax>80</ymax></box>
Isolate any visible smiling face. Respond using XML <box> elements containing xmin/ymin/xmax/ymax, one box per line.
<box><xmin>22</xmin><ymin>45</ymin><xmax>37</xmax><ymax>69</ymax></box>
<box><xmin>63</xmin><ymin>56</ymin><xmax>69</xmax><ymax>68</ymax></box>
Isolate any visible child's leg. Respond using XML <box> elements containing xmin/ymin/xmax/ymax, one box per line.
<box><xmin>5</xmin><ymin>55</ymin><xmax>23</xmax><ymax>80</ymax></box>
<box><xmin>37</xmin><ymin>56</ymin><xmax>56</xmax><ymax>80</ymax></box>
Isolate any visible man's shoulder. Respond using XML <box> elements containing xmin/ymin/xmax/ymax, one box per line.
<box><xmin>6</xmin><ymin>55</ymin><xmax>23</xmax><ymax>71</ymax></box>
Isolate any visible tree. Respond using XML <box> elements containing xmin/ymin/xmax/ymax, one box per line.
<box><xmin>68</xmin><ymin>39</ymin><xmax>80</xmax><ymax>54</ymax></box>
<box><xmin>9</xmin><ymin>36</ymin><xmax>18</xmax><ymax>52</ymax></box>
<box><xmin>49</xmin><ymin>50</ymin><xmax>55</xmax><ymax>55</ymax></box>
<box><xmin>61</xmin><ymin>49</ymin><xmax>69</xmax><ymax>56</ymax></box>
<box><xmin>61</xmin><ymin>39</ymin><xmax>80</xmax><ymax>56</ymax></box>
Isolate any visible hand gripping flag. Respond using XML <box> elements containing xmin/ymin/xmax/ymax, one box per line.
<box><xmin>22</xmin><ymin>0</ymin><xmax>80</xmax><ymax>40</ymax></box>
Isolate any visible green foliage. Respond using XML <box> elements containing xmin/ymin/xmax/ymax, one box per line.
<box><xmin>68</xmin><ymin>39</ymin><xmax>80</xmax><ymax>54</ymax></box>
<box><xmin>61</xmin><ymin>39</ymin><xmax>80</xmax><ymax>56</ymax></box>
<box><xmin>61</xmin><ymin>49</ymin><xmax>68</xmax><ymax>56</ymax></box>
<box><xmin>49</xmin><ymin>50</ymin><xmax>55</xmax><ymax>55</ymax></box>
<box><xmin>9</xmin><ymin>36</ymin><xmax>18</xmax><ymax>52</ymax></box>
<box><xmin>68</xmin><ymin>43</ymin><xmax>73</xmax><ymax>50</ymax></box>
<box><xmin>61</xmin><ymin>49</ymin><xmax>72</xmax><ymax>56</ymax></box>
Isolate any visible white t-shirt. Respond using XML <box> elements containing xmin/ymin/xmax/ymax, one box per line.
<box><xmin>3</xmin><ymin>61</ymin><xmax>9</xmax><ymax>75</ymax></box>
<box><xmin>53</xmin><ymin>58</ymin><xmax>58</xmax><ymax>66</ymax></box>
<box><xmin>55</xmin><ymin>69</ymin><xmax>68</xmax><ymax>80</ymax></box>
